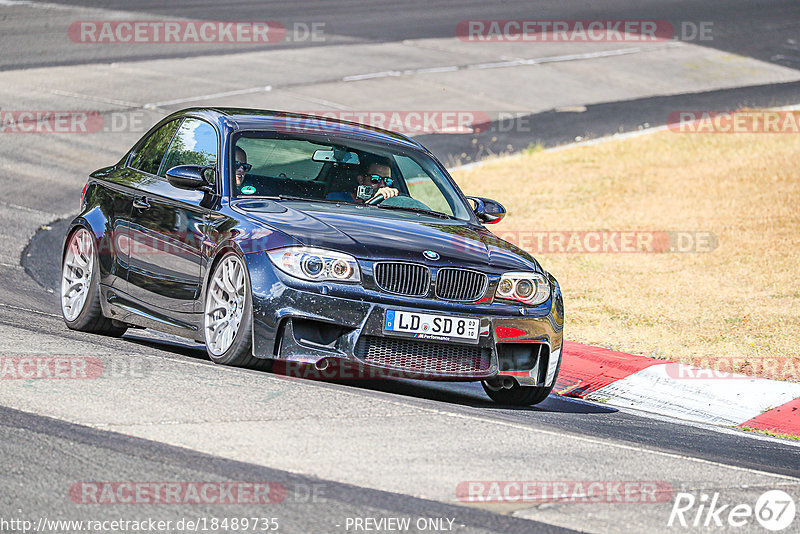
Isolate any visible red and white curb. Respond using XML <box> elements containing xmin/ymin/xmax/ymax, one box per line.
<box><xmin>555</xmin><ymin>342</ymin><xmax>800</xmax><ymax>438</ymax></box>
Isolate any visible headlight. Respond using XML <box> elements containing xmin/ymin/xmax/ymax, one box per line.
<box><xmin>267</xmin><ymin>247</ymin><xmax>361</xmax><ymax>283</ymax></box>
<box><xmin>495</xmin><ymin>271</ymin><xmax>550</xmax><ymax>305</ymax></box>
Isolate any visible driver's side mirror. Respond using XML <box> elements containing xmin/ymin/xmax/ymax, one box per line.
<box><xmin>466</xmin><ymin>196</ymin><xmax>506</xmax><ymax>224</ymax></box>
<box><xmin>166</xmin><ymin>165</ymin><xmax>215</xmax><ymax>193</ymax></box>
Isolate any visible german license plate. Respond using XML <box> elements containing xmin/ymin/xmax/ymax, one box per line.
<box><xmin>384</xmin><ymin>310</ymin><xmax>480</xmax><ymax>344</ymax></box>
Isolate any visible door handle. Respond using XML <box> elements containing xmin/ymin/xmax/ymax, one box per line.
<box><xmin>133</xmin><ymin>197</ymin><xmax>150</xmax><ymax>209</ymax></box>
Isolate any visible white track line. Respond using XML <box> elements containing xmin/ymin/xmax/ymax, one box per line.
<box><xmin>343</xmin><ymin>44</ymin><xmax>676</xmax><ymax>82</ymax></box>
<box><xmin>280</xmin><ymin>91</ymin><xmax>352</xmax><ymax>110</ymax></box>
<box><xmin>0</xmin><ymin>302</ymin><xmax>60</xmax><ymax>318</ymax></box>
<box><xmin>147</xmin><ymin>44</ymin><xmax>674</xmax><ymax>109</ymax></box>
<box><xmin>49</xmin><ymin>89</ymin><xmax>141</xmax><ymax>108</ymax></box>
<box><xmin>0</xmin><ymin>0</ymin><xmax>70</xmax><ymax>8</ymax></box>
<box><xmin>0</xmin><ymin>200</ymin><xmax>65</xmax><ymax>218</ymax></box>
<box><xmin>144</xmin><ymin>86</ymin><xmax>272</xmax><ymax>109</ymax></box>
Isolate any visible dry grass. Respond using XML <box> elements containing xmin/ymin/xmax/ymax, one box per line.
<box><xmin>740</xmin><ymin>426</ymin><xmax>800</xmax><ymax>441</ymax></box>
<box><xmin>451</xmin><ymin>128</ymin><xmax>800</xmax><ymax>381</ymax></box>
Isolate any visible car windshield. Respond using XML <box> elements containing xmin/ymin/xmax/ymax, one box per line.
<box><xmin>230</xmin><ymin>132</ymin><xmax>472</xmax><ymax>220</ymax></box>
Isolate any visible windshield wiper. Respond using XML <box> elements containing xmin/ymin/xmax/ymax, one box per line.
<box><xmin>264</xmin><ymin>195</ymin><xmax>342</xmax><ymax>204</ymax></box>
<box><xmin>373</xmin><ymin>204</ymin><xmax>453</xmax><ymax>219</ymax></box>
<box><xmin>258</xmin><ymin>196</ymin><xmax>454</xmax><ymax>219</ymax></box>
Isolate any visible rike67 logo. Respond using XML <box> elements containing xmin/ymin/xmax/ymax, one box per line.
<box><xmin>669</xmin><ymin>490</ymin><xmax>796</xmax><ymax>531</ymax></box>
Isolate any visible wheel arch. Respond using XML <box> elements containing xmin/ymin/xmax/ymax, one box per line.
<box><xmin>63</xmin><ymin>207</ymin><xmax>115</xmax><ymax>280</ymax></box>
<box><xmin>60</xmin><ymin>220</ymin><xmax>127</xmax><ymax>337</ymax></box>
<box><xmin>199</xmin><ymin>241</ymin><xmax>252</xmax><ymax>343</ymax></box>
<box><xmin>202</xmin><ymin>240</ymin><xmax>248</xmax><ymax>296</ymax></box>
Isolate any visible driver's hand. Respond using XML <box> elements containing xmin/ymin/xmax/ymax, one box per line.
<box><xmin>376</xmin><ymin>187</ymin><xmax>398</xmax><ymax>199</ymax></box>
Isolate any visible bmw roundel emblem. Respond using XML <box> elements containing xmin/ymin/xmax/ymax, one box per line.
<box><xmin>423</xmin><ymin>250</ymin><xmax>440</xmax><ymax>260</ymax></box>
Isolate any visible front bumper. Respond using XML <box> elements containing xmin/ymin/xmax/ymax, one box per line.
<box><xmin>244</xmin><ymin>253</ymin><xmax>564</xmax><ymax>387</ymax></box>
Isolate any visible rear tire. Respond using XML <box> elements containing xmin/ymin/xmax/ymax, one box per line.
<box><xmin>61</xmin><ymin>227</ymin><xmax>127</xmax><ymax>337</ymax></box>
<box><xmin>203</xmin><ymin>251</ymin><xmax>271</xmax><ymax>370</ymax></box>
<box><xmin>482</xmin><ymin>381</ymin><xmax>553</xmax><ymax>406</ymax></box>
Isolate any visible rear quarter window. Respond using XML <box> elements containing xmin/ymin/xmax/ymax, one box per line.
<box><xmin>130</xmin><ymin>119</ymin><xmax>180</xmax><ymax>175</ymax></box>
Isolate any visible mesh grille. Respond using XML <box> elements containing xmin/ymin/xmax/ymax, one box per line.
<box><xmin>374</xmin><ymin>263</ymin><xmax>431</xmax><ymax>297</ymax></box>
<box><xmin>355</xmin><ymin>336</ymin><xmax>491</xmax><ymax>375</ymax></box>
<box><xmin>435</xmin><ymin>268</ymin><xmax>488</xmax><ymax>301</ymax></box>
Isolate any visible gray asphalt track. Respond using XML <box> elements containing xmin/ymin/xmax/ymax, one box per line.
<box><xmin>3</xmin><ymin>1</ymin><xmax>800</xmax><ymax>533</ymax></box>
<box><xmin>1</xmin><ymin>405</ymin><xmax>574</xmax><ymax>534</ymax></box>
<box><xmin>2</xmin><ymin>0</ymin><xmax>799</xmax><ymax>70</ymax></box>
<box><xmin>419</xmin><ymin>80</ymin><xmax>800</xmax><ymax>164</ymax></box>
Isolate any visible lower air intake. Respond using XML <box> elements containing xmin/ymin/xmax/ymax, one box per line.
<box><xmin>354</xmin><ymin>335</ymin><xmax>491</xmax><ymax>376</ymax></box>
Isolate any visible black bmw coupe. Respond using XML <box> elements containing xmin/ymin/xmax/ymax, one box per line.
<box><xmin>61</xmin><ymin>108</ymin><xmax>564</xmax><ymax>405</ymax></box>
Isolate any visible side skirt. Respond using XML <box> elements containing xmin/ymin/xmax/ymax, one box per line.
<box><xmin>99</xmin><ymin>285</ymin><xmax>202</xmax><ymax>341</ymax></box>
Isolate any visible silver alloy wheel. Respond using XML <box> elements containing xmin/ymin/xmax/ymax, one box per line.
<box><xmin>61</xmin><ymin>228</ymin><xmax>94</xmax><ymax>321</ymax></box>
<box><xmin>205</xmin><ymin>255</ymin><xmax>247</xmax><ymax>355</ymax></box>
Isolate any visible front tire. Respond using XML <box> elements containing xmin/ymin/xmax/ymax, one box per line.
<box><xmin>61</xmin><ymin>227</ymin><xmax>127</xmax><ymax>336</ymax></box>
<box><xmin>203</xmin><ymin>252</ymin><xmax>269</xmax><ymax>369</ymax></box>
<box><xmin>482</xmin><ymin>381</ymin><xmax>553</xmax><ymax>406</ymax></box>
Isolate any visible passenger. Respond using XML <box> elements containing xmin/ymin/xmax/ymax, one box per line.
<box><xmin>234</xmin><ymin>147</ymin><xmax>252</xmax><ymax>188</ymax></box>
<box><xmin>327</xmin><ymin>156</ymin><xmax>399</xmax><ymax>203</ymax></box>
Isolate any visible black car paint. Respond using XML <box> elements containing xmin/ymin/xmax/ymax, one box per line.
<box><xmin>67</xmin><ymin>108</ymin><xmax>563</xmax><ymax>382</ymax></box>
<box><xmin>232</xmin><ymin>199</ymin><xmax>541</xmax><ymax>271</ymax></box>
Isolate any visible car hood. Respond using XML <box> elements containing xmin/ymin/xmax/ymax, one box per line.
<box><xmin>232</xmin><ymin>199</ymin><xmax>541</xmax><ymax>273</ymax></box>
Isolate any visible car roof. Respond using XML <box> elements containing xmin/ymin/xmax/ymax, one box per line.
<box><xmin>176</xmin><ymin>107</ymin><xmax>426</xmax><ymax>152</ymax></box>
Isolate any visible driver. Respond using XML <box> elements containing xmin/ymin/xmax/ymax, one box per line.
<box><xmin>327</xmin><ymin>156</ymin><xmax>399</xmax><ymax>203</ymax></box>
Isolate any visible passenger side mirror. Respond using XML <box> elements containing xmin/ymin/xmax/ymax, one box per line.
<box><xmin>166</xmin><ymin>165</ymin><xmax>214</xmax><ymax>192</ymax></box>
<box><xmin>466</xmin><ymin>196</ymin><xmax>506</xmax><ymax>224</ymax></box>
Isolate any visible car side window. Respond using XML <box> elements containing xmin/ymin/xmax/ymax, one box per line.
<box><xmin>159</xmin><ymin>118</ymin><xmax>218</xmax><ymax>180</ymax></box>
<box><xmin>129</xmin><ymin>119</ymin><xmax>180</xmax><ymax>175</ymax></box>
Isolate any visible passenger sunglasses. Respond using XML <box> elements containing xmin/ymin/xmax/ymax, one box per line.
<box><xmin>369</xmin><ymin>174</ymin><xmax>393</xmax><ymax>187</ymax></box>
<box><xmin>235</xmin><ymin>161</ymin><xmax>252</xmax><ymax>172</ymax></box>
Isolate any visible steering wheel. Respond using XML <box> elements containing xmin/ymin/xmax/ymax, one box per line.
<box><xmin>365</xmin><ymin>194</ymin><xmax>385</xmax><ymax>205</ymax></box>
